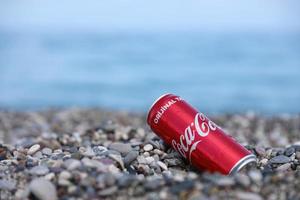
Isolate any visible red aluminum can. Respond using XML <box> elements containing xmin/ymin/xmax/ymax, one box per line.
<box><xmin>147</xmin><ymin>94</ymin><xmax>256</xmax><ymax>175</ymax></box>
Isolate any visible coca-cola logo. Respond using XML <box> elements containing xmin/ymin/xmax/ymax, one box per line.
<box><xmin>172</xmin><ymin>113</ymin><xmax>217</xmax><ymax>163</ymax></box>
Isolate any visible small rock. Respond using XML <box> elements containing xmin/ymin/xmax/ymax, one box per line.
<box><xmin>248</xmin><ymin>170</ymin><xmax>262</xmax><ymax>182</ymax></box>
<box><xmin>64</xmin><ymin>159</ymin><xmax>81</xmax><ymax>170</ymax></box>
<box><xmin>109</xmin><ymin>143</ymin><xmax>132</xmax><ymax>155</ymax></box>
<box><xmin>28</xmin><ymin>144</ymin><xmax>41</xmax><ymax>155</ymax></box>
<box><xmin>108</xmin><ymin>153</ymin><xmax>124</xmax><ymax>169</ymax></box>
<box><xmin>235</xmin><ymin>174</ymin><xmax>250</xmax><ymax>187</ymax></box>
<box><xmin>296</xmin><ymin>152</ymin><xmax>300</xmax><ymax>160</ymax></box>
<box><xmin>59</xmin><ymin>171</ymin><xmax>72</xmax><ymax>180</ymax></box>
<box><xmin>260</xmin><ymin>158</ymin><xmax>268</xmax><ymax>166</ymax></box>
<box><xmin>82</xmin><ymin>147</ymin><xmax>95</xmax><ymax>157</ymax></box>
<box><xmin>269</xmin><ymin>155</ymin><xmax>291</xmax><ymax>164</ymax></box>
<box><xmin>170</xmin><ymin>180</ymin><xmax>195</xmax><ymax>194</ymax></box>
<box><xmin>143</xmin><ymin>144</ymin><xmax>153</xmax><ymax>152</ymax></box>
<box><xmin>29</xmin><ymin>178</ymin><xmax>57</xmax><ymax>200</ymax></box>
<box><xmin>93</xmin><ymin>146</ymin><xmax>108</xmax><ymax>156</ymax></box>
<box><xmin>254</xmin><ymin>146</ymin><xmax>266</xmax><ymax>157</ymax></box>
<box><xmin>284</xmin><ymin>147</ymin><xmax>295</xmax><ymax>157</ymax></box>
<box><xmin>98</xmin><ymin>186</ymin><xmax>118</xmax><ymax>196</ymax></box>
<box><xmin>157</xmin><ymin>161</ymin><xmax>168</xmax><ymax>171</ymax></box>
<box><xmin>235</xmin><ymin>192</ymin><xmax>263</xmax><ymax>200</ymax></box>
<box><xmin>42</xmin><ymin>148</ymin><xmax>52</xmax><ymax>156</ymax></box>
<box><xmin>145</xmin><ymin>156</ymin><xmax>155</xmax><ymax>164</ymax></box>
<box><xmin>29</xmin><ymin>165</ymin><xmax>49</xmax><ymax>175</ymax></box>
<box><xmin>44</xmin><ymin>173</ymin><xmax>55</xmax><ymax>181</ymax></box>
<box><xmin>215</xmin><ymin>177</ymin><xmax>235</xmax><ymax>187</ymax></box>
<box><xmin>144</xmin><ymin>178</ymin><xmax>162</xmax><ymax>190</ymax></box>
<box><xmin>117</xmin><ymin>175</ymin><xmax>136</xmax><ymax>188</ymax></box>
<box><xmin>137</xmin><ymin>156</ymin><xmax>147</xmax><ymax>164</ymax></box>
<box><xmin>124</xmin><ymin>151</ymin><xmax>139</xmax><ymax>166</ymax></box>
<box><xmin>0</xmin><ymin>179</ymin><xmax>16</xmax><ymax>191</ymax></box>
<box><xmin>276</xmin><ymin>163</ymin><xmax>291</xmax><ymax>171</ymax></box>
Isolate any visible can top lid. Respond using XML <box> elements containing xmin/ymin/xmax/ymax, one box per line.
<box><xmin>146</xmin><ymin>93</ymin><xmax>172</xmax><ymax>125</ymax></box>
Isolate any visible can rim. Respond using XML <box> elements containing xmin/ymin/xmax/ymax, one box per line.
<box><xmin>147</xmin><ymin>93</ymin><xmax>172</xmax><ymax>125</ymax></box>
<box><xmin>229</xmin><ymin>154</ymin><xmax>257</xmax><ymax>175</ymax></box>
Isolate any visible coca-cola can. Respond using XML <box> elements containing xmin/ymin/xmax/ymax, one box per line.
<box><xmin>147</xmin><ymin>94</ymin><xmax>256</xmax><ymax>175</ymax></box>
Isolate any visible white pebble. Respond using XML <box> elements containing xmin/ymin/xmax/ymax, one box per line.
<box><xmin>143</xmin><ymin>144</ymin><xmax>153</xmax><ymax>152</ymax></box>
<box><xmin>27</xmin><ymin>144</ymin><xmax>41</xmax><ymax>155</ymax></box>
<box><xmin>145</xmin><ymin>156</ymin><xmax>155</xmax><ymax>164</ymax></box>
<box><xmin>157</xmin><ymin>161</ymin><xmax>168</xmax><ymax>170</ymax></box>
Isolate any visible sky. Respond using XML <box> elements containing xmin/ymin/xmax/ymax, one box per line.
<box><xmin>0</xmin><ymin>0</ymin><xmax>300</xmax><ymax>33</ymax></box>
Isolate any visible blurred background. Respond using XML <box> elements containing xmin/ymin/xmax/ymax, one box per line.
<box><xmin>0</xmin><ymin>0</ymin><xmax>299</xmax><ymax>114</ymax></box>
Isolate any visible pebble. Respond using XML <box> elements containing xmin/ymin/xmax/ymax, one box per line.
<box><xmin>64</xmin><ymin>159</ymin><xmax>81</xmax><ymax>170</ymax></box>
<box><xmin>143</xmin><ymin>144</ymin><xmax>153</xmax><ymax>152</ymax></box>
<box><xmin>109</xmin><ymin>153</ymin><xmax>124</xmax><ymax>169</ymax></box>
<box><xmin>145</xmin><ymin>156</ymin><xmax>155</xmax><ymax>164</ymax></box>
<box><xmin>137</xmin><ymin>156</ymin><xmax>147</xmax><ymax>164</ymax></box>
<box><xmin>93</xmin><ymin>146</ymin><xmax>108</xmax><ymax>156</ymax></box>
<box><xmin>260</xmin><ymin>158</ymin><xmax>269</xmax><ymax>166</ymax></box>
<box><xmin>276</xmin><ymin>163</ymin><xmax>291</xmax><ymax>172</ymax></box>
<box><xmin>98</xmin><ymin>186</ymin><xmax>118</xmax><ymax>196</ymax></box>
<box><xmin>170</xmin><ymin>180</ymin><xmax>195</xmax><ymax>194</ymax></box>
<box><xmin>254</xmin><ymin>146</ymin><xmax>266</xmax><ymax>157</ymax></box>
<box><xmin>157</xmin><ymin>161</ymin><xmax>168</xmax><ymax>171</ymax></box>
<box><xmin>144</xmin><ymin>178</ymin><xmax>162</xmax><ymax>190</ymax></box>
<box><xmin>29</xmin><ymin>165</ymin><xmax>49</xmax><ymax>175</ymax></box>
<box><xmin>248</xmin><ymin>170</ymin><xmax>262</xmax><ymax>182</ymax></box>
<box><xmin>124</xmin><ymin>150</ymin><xmax>139</xmax><ymax>166</ymax></box>
<box><xmin>109</xmin><ymin>143</ymin><xmax>132</xmax><ymax>155</ymax></box>
<box><xmin>269</xmin><ymin>155</ymin><xmax>291</xmax><ymax>164</ymax></box>
<box><xmin>0</xmin><ymin>179</ymin><xmax>16</xmax><ymax>191</ymax></box>
<box><xmin>235</xmin><ymin>174</ymin><xmax>250</xmax><ymax>187</ymax></box>
<box><xmin>235</xmin><ymin>192</ymin><xmax>263</xmax><ymax>200</ymax></box>
<box><xmin>28</xmin><ymin>144</ymin><xmax>41</xmax><ymax>155</ymax></box>
<box><xmin>284</xmin><ymin>147</ymin><xmax>295</xmax><ymax>157</ymax></box>
<box><xmin>215</xmin><ymin>177</ymin><xmax>235</xmax><ymax>187</ymax></box>
<box><xmin>29</xmin><ymin>178</ymin><xmax>57</xmax><ymax>200</ymax></box>
<box><xmin>42</xmin><ymin>148</ymin><xmax>53</xmax><ymax>156</ymax></box>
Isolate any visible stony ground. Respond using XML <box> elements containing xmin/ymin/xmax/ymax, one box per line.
<box><xmin>0</xmin><ymin>109</ymin><xmax>300</xmax><ymax>200</ymax></box>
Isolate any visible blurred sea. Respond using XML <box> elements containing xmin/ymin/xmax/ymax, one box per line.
<box><xmin>0</xmin><ymin>31</ymin><xmax>299</xmax><ymax>113</ymax></box>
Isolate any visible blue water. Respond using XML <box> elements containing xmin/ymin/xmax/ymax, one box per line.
<box><xmin>0</xmin><ymin>31</ymin><xmax>299</xmax><ymax>113</ymax></box>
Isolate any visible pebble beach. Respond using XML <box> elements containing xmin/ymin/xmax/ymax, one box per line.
<box><xmin>0</xmin><ymin>109</ymin><xmax>300</xmax><ymax>200</ymax></box>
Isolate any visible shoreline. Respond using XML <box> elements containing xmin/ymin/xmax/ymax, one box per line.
<box><xmin>0</xmin><ymin>108</ymin><xmax>300</xmax><ymax>199</ymax></box>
